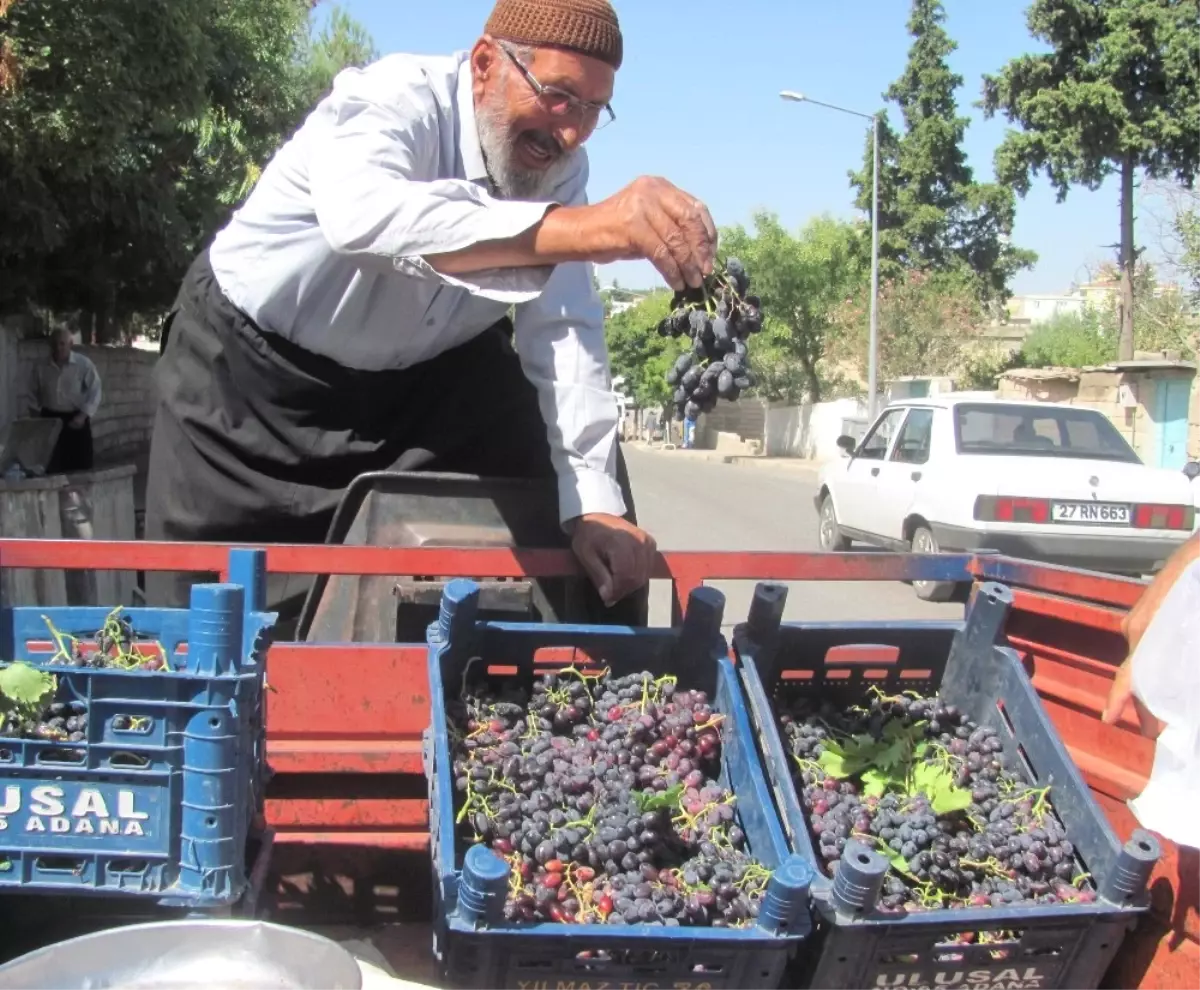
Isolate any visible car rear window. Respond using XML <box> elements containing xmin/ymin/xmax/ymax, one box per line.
<box><xmin>954</xmin><ymin>404</ymin><xmax>1141</xmax><ymax>463</ymax></box>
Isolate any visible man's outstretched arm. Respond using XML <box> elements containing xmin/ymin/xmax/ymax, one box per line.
<box><xmin>1102</xmin><ymin>531</ymin><xmax>1200</xmax><ymax>730</ymax></box>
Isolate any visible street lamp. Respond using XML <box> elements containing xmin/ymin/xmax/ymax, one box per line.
<box><xmin>781</xmin><ymin>90</ymin><xmax>881</xmax><ymax>419</ymax></box>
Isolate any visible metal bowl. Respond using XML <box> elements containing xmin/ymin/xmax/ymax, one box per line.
<box><xmin>0</xmin><ymin>919</ymin><xmax>364</xmax><ymax>989</ymax></box>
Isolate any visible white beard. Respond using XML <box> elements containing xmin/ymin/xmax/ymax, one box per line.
<box><xmin>475</xmin><ymin>94</ymin><xmax>578</xmax><ymax>202</ymax></box>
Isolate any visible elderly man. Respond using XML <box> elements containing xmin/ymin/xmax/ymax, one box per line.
<box><xmin>145</xmin><ymin>0</ymin><xmax>716</xmax><ymax>619</ymax></box>
<box><xmin>29</xmin><ymin>329</ymin><xmax>102</xmax><ymax>475</ymax></box>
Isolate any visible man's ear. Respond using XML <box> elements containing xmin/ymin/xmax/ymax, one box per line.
<box><xmin>471</xmin><ymin>36</ymin><xmax>500</xmax><ymax>85</ymax></box>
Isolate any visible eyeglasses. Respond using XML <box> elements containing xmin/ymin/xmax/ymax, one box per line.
<box><xmin>499</xmin><ymin>43</ymin><xmax>615</xmax><ymax>131</ymax></box>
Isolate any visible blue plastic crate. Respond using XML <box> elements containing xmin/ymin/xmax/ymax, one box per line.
<box><xmin>425</xmin><ymin>578</ymin><xmax>816</xmax><ymax>990</ymax></box>
<box><xmin>734</xmin><ymin>581</ymin><xmax>1160</xmax><ymax>990</ymax></box>
<box><xmin>0</xmin><ymin>549</ymin><xmax>276</xmax><ymax>907</ymax></box>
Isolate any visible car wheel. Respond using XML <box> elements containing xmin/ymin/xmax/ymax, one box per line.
<box><xmin>911</xmin><ymin>525</ymin><xmax>957</xmax><ymax>602</ymax></box>
<box><xmin>818</xmin><ymin>494</ymin><xmax>851</xmax><ymax>552</ymax></box>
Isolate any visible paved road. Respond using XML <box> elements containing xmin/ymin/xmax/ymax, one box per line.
<box><xmin>624</xmin><ymin>446</ymin><xmax>963</xmax><ymax>628</ymax></box>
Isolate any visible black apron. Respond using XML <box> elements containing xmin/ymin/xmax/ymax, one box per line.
<box><xmin>41</xmin><ymin>410</ymin><xmax>94</xmax><ymax>474</ymax></box>
<box><xmin>143</xmin><ymin>250</ymin><xmax>645</xmax><ymax>627</ymax></box>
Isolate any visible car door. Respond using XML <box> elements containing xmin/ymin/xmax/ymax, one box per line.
<box><xmin>873</xmin><ymin>407</ymin><xmax>935</xmax><ymax>543</ymax></box>
<box><xmin>837</xmin><ymin>408</ymin><xmax>908</xmax><ymax>535</ymax></box>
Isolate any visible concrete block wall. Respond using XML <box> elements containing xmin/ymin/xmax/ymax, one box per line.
<box><xmin>697</xmin><ymin>400</ymin><xmax>767</xmax><ymax>449</ymax></box>
<box><xmin>10</xmin><ymin>337</ymin><xmax>157</xmax><ymax>465</ymax></box>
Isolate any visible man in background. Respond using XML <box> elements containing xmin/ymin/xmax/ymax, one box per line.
<box><xmin>28</xmin><ymin>329</ymin><xmax>102</xmax><ymax>474</ymax></box>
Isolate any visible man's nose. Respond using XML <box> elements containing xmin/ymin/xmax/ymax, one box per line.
<box><xmin>554</xmin><ymin>122</ymin><xmax>584</xmax><ymax>151</ymax></box>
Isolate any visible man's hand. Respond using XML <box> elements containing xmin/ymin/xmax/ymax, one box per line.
<box><xmin>584</xmin><ymin>177</ymin><xmax>718</xmax><ymax>291</ymax></box>
<box><xmin>1101</xmin><ymin>658</ymin><xmax>1164</xmax><ymax>737</ymax></box>
<box><xmin>569</xmin><ymin>514</ymin><xmax>657</xmax><ymax>608</ymax></box>
<box><xmin>68</xmin><ymin>413</ymin><xmax>86</xmax><ymax>429</ymax></box>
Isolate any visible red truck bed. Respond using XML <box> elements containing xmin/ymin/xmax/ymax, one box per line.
<box><xmin>0</xmin><ymin>539</ymin><xmax>1194</xmax><ymax>989</ymax></box>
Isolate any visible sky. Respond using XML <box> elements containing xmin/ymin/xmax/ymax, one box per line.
<box><xmin>334</xmin><ymin>0</ymin><xmax>1175</xmax><ymax>296</ymax></box>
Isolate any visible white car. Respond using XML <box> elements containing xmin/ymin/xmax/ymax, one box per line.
<box><xmin>816</xmin><ymin>397</ymin><xmax>1197</xmax><ymax>600</ymax></box>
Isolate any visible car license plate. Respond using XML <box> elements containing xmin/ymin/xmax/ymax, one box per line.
<box><xmin>1051</xmin><ymin>501</ymin><xmax>1131</xmax><ymax>525</ymax></box>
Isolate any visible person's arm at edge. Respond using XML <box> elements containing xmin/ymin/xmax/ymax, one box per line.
<box><xmin>79</xmin><ymin>356</ymin><xmax>102</xmax><ymax>420</ymax></box>
<box><xmin>1102</xmin><ymin>530</ymin><xmax>1200</xmax><ymax>728</ymax></box>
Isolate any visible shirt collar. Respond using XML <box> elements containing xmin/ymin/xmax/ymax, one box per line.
<box><xmin>455</xmin><ymin>56</ymin><xmax>489</xmax><ymax>185</ymax></box>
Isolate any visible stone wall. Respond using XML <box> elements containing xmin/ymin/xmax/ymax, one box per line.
<box><xmin>696</xmin><ymin>400</ymin><xmax>767</xmax><ymax>449</ymax></box>
<box><xmin>2</xmin><ymin>327</ymin><xmax>157</xmax><ymax>466</ymax></box>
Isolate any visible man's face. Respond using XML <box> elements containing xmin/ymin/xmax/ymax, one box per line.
<box><xmin>473</xmin><ymin>39</ymin><xmax>614</xmax><ymax>201</ymax></box>
<box><xmin>51</xmin><ymin>335</ymin><xmax>71</xmax><ymax>365</ymax></box>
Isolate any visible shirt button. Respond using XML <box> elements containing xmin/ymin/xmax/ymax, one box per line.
<box><xmin>426</xmin><ymin>318</ymin><xmax>436</xmax><ymax>326</ymax></box>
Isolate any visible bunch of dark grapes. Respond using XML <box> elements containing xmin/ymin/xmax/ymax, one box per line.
<box><xmin>0</xmin><ymin>698</ymin><xmax>89</xmax><ymax>743</ymax></box>
<box><xmin>655</xmin><ymin>258</ymin><xmax>762</xmax><ymax>421</ymax></box>
<box><xmin>46</xmin><ymin>610</ymin><xmax>167</xmax><ymax>671</ymax></box>
<box><xmin>778</xmin><ymin>689</ymin><xmax>1097</xmax><ymax>913</ymax></box>
<box><xmin>449</xmin><ymin>669</ymin><xmax>771</xmax><ymax>927</ymax></box>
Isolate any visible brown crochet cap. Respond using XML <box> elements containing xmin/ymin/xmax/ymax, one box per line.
<box><xmin>485</xmin><ymin>0</ymin><xmax>623</xmax><ymax>70</ymax></box>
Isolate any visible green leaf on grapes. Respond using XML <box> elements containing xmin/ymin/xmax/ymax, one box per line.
<box><xmin>0</xmin><ymin>662</ymin><xmax>55</xmax><ymax>711</ymax></box>
<box><xmin>633</xmin><ymin>784</ymin><xmax>685</xmax><ymax>813</ymax></box>
<box><xmin>911</xmin><ymin>761</ymin><xmax>972</xmax><ymax>816</ymax></box>
<box><xmin>886</xmin><ymin>848</ymin><xmax>911</xmax><ymax>874</ymax></box>
<box><xmin>861</xmin><ymin>769</ymin><xmax>894</xmax><ymax>798</ymax></box>
<box><xmin>931</xmin><ymin>785</ymin><xmax>973</xmax><ymax>816</ymax></box>
<box><xmin>818</xmin><ymin>734</ymin><xmax>880</xmax><ymax>778</ymax></box>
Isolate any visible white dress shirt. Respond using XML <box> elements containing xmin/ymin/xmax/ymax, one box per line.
<box><xmin>29</xmin><ymin>351</ymin><xmax>103</xmax><ymax>419</ymax></box>
<box><xmin>208</xmin><ymin>51</ymin><xmax>624</xmax><ymax>523</ymax></box>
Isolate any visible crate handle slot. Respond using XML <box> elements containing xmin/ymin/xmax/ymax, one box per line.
<box><xmin>0</xmin><ymin>748</ymin><xmax>12</xmax><ymax>764</ymax></box>
<box><xmin>107</xmin><ymin>859</ymin><xmax>149</xmax><ymax>875</ymax></box>
<box><xmin>34</xmin><ymin>856</ymin><xmax>84</xmax><ymax>874</ymax></box>
<box><xmin>825</xmin><ymin>644</ymin><xmax>901</xmax><ymax>666</ymax></box>
<box><xmin>531</xmin><ymin>646</ymin><xmax>607</xmax><ymax>667</ymax></box>
<box><xmin>112</xmin><ymin>714</ymin><xmax>155</xmax><ymax>735</ymax></box>
<box><xmin>108</xmin><ymin>751</ymin><xmax>152</xmax><ymax>770</ymax></box>
<box><xmin>36</xmin><ymin>747</ymin><xmax>85</xmax><ymax>766</ymax></box>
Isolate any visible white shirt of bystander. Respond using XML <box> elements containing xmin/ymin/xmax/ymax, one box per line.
<box><xmin>30</xmin><ymin>350</ymin><xmax>103</xmax><ymax>420</ymax></box>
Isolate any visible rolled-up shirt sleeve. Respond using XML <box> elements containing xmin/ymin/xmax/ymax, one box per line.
<box><xmin>308</xmin><ymin>64</ymin><xmax>556</xmax><ymax>303</ymax></box>
<box><xmin>79</xmin><ymin>358</ymin><xmax>102</xmax><ymax>419</ymax></box>
<box><xmin>514</xmin><ymin>260</ymin><xmax>625</xmax><ymax>525</ymax></box>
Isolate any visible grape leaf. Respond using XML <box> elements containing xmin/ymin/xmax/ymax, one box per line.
<box><xmin>931</xmin><ymin>784</ymin><xmax>973</xmax><ymax>816</ymax></box>
<box><xmin>818</xmin><ymin>734</ymin><xmax>880</xmax><ymax>778</ymax></box>
<box><xmin>817</xmin><ymin>750</ymin><xmax>855</xmax><ymax>778</ymax></box>
<box><xmin>911</xmin><ymin>761</ymin><xmax>973</xmax><ymax>816</ymax></box>
<box><xmin>632</xmin><ymin>784</ymin><xmax>685</xmax><ymax>813</ymax></box>
<box><xmin>874</xmin><ymin>737</ymin><xmax>907</xmax><ymax>771</ymax></box>
<box><xmin>0</xmin><ymin>662</ymin><xmax>55</xmax><ymax>711</ymax></box>
<box><xmin>886</xmin><ymin>848</ymin><xmax>911</xmax><ymax>874</ymax></box>
<box><xmin>861</xmin><ymin>769</ymin><xmax>895</xmax><ymax>798</ymax></box>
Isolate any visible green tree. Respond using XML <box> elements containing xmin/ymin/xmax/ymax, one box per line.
<box><xmin>604</xmin><ymin>292</ymin><xmax>685</xmax><ymax>412</ymax></box>
<box><xmin>1020</xmin><ymin>310</ymin><xmax>1117</xmax><ymax>367</ymax></box>
<box><xmin>983</xmin><ymin>0</ymin><xmax>1200</xmax><ymax>360</ymax></box>
<box><xmin>298</xmin><ymin>2</ymin><xmax>378</xmax><ymax>107</ymax></box>
<box><xmin>850</xmin><ymin>0</ymin><xmax>1035</xmax><ymax>303</ymax></box>
<box><xmin>829</xmin><ymin>269</ymin><xmax>987</xmax><ymax>384</ymax></box>
<box><xmin>720</xmin><ymin>213</ymin><xmax>866</xmax><ymax>403</ymax></box>
<box><xmin>0</xmin><ymin>0</ymin><xmax>215</xmax><ymax>332</ymax></box>
<box><xmin>0</xmin><ymin>0</ymin><xmax>376</xmax><ymax>339</ymax></box>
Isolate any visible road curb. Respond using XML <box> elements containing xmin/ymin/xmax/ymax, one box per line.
<box><xmin>627</xmin><ymin>442</ymin><xmax>821</xmax><ymax>476</ymax></box>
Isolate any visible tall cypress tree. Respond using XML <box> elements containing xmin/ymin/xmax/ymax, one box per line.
<box><xmin>983</xmin><ymin>0</ymin><xmax>1199</xmax><ymax>360</ymax></box>
<box><xmin>850</xmin><ymin>0</ymin><xmax>1035</xmax><ymax>303</ymax></box>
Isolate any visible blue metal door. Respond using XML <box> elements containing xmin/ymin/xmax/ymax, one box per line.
<box><xmin>1154</xmin><ymin>378</ymin><xmax>1192</xmax><ymax>469</ymax></box>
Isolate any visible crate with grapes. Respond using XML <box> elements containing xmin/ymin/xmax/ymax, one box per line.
<box><xmin>424</xmin><ymin>578</ymin><xmax>816</xmax><ymax>989</ymax></box>
<box><xmin>735</xmin><ymin>581</ymin><xmax>1159</xmax><ymax>990</ymax></box>
<box><xmin>0</xmin><ymin>552</ymin><xmax>274</xmax><ymax>907</ymax></box>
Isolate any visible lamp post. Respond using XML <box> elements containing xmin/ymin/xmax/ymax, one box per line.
<box><xmin>781</xmin><ymin>90</ymin><xmax>881</xmax><ymax>419</ymax></box>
